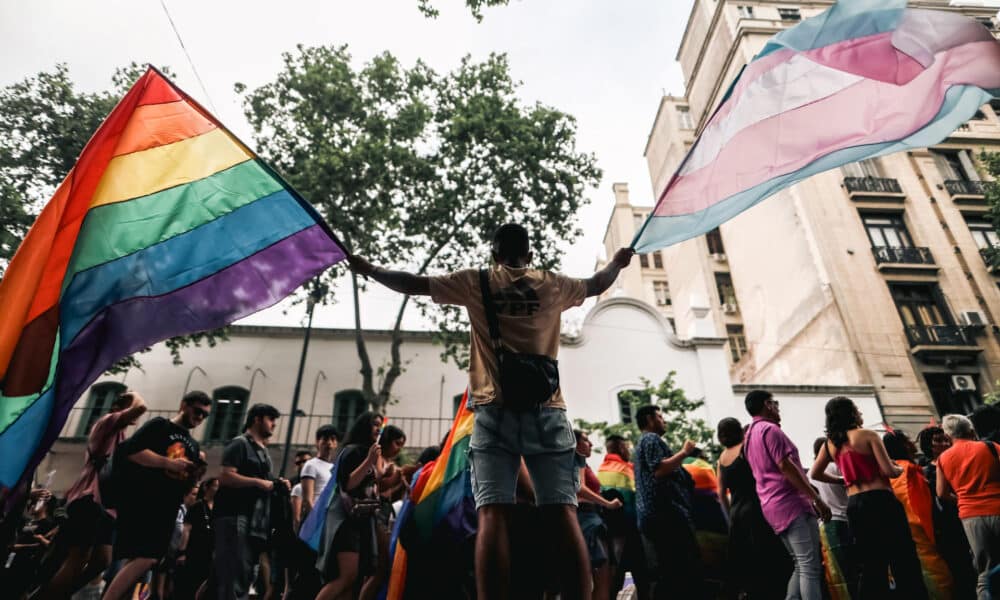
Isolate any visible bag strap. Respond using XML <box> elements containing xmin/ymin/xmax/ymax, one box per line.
<box><xmin>478</xmin><ymin>269</ymin><xmax>503</xmax><ymax>352</ymax></box>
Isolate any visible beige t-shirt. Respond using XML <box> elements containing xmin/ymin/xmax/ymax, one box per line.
<box><xmin>429</xmin><ymin>265</ymin><xmax>587</xmax><ymax>409</ymax></box>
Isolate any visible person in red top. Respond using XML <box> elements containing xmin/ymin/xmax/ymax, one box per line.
<box><xmin>936</xmin><ymin>413</ymin><xmax>1000</xmax><ymax>600</ymax></box>
<box><xmin>574</xmin><ymin>430</ymin><xmax>622</xmax><ymax>600</ymax></box>
<box><xmin>37</xmin><ymin>390</ymin><xmax>146</xmax><ymax>599</ymax></box>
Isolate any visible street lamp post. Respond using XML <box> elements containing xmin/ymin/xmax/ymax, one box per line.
<box><xmin>309</xmin><ymin>370</ymin><xmax>328</xmax><ymax>436</ymax></box>
<box><xmin>279</xmin><ymin>280</ymin><xmax>325</xmax><ymax>477</ymax></box>
<box><xmin>248</xmin><ymin>368</ymin><xmax>267</xmax><ymax>400</ymax></box>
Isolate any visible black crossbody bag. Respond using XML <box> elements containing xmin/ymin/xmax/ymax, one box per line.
<box><xmin>478</xmin><ymin>269</ymin><xmax>560</xmax><ymax>412</ymax></box>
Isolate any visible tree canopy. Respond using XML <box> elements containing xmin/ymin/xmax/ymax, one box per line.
<box><xmin>239</xmin><ymin>45</ymin><xmax>601</xmax><ymax>409</ymax></box>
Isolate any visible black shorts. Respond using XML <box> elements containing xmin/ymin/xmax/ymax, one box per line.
<box><xmin>62</xmin><ymin>495</ymin><xmax>115</xmax><ymax>548</ymax></box>
<box><xmin>113</xmin><ymin>501</ymin><xmax>177</xmax><ymax>560</ymax></box>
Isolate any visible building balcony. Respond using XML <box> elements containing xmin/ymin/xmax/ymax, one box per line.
<box><xmin>905</xmin><ymin>324</ymin><xmax>982</xmax><ymax>364</ymax></box>
<box><xmin>843</xmin><ymin>177</ymin><xmax>906</xmax><ymax>203</ymax></box>
<box><xmin>979</xmin><ymin>246</ymin><xmax>999</xmax><ymax>274</ymax></box>
<box><xmin>944</xmin><ymin>180</ymin><xmax>987</xmax><ymax>204</ymax></box>
<box><xmin>872</xmin><ymin>246</ymin><xmax>938</xmax><ymax>275</ymax></box>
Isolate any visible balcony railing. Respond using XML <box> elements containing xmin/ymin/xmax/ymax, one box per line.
<box><xmin>944</xmin><ymin>180</ymin><xmax>986</xmax><ymax>197</ymax></box>
<box><xmin>904</xmin><ymin>324</ymin><xmax>975</xmax><ymax>347</ymax></box>
<box><xmin>872</xmin><ymin>246</ymin><xmax>934</xmax><ymax>265</ymax></box>
<box><xmin>58</xmin><ymin>408</ymin><xmax>454</xmax><ymax>449</ymax></box>
<box><xmin>980</xmin><ymin>246</ymin><xmax>999</xmax><ymax>270</ymax></box>
<box><xmin>844</xmin><ymin>177</ymin><xmax>903</xmax><ymax>195</ymax></box>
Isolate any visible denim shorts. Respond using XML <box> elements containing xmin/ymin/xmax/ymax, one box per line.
<box><xmin>468</xmin><ymin>404</ymin><xmax>579</xmax><ymax>508</ymax></box>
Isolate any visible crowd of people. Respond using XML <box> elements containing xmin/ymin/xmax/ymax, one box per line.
<box><xmin>2</xmin><ymin>223</ymin><xmax>999</xmax><ymax>600</ymax></box>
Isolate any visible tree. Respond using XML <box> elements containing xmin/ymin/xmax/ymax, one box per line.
<box><xmin>574</xmin><ymin>371</ymin><xmax>721</xmax><ymax>459</ymax></box>
<box><xmin>0</xmin><ymin>63</ymin><xmax>228</xmax><ymax>373</ymax></box>
<box><xmin>417</xmin><ymin>0</ymin><xmax>511</xmax><ymax>21</ymax></box>
<box><xmin>239</xmin><ymin>45</ymin><xmax>600</xmax><ymax>411</ymax></box>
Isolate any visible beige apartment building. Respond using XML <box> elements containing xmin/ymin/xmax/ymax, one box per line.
<box><xmin>602</xmin><ymin>0</ymin><xmax>1000</xmax><ymax>432</ymax></box>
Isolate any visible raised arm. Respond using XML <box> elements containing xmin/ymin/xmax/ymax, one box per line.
<box><xmin>585</xmin><ymin>248</ymin><xmax>635</xmax><ymax>297</ymax></box>
<box><xmin>654</xmin><ymin>440</ymin><xmax>696</xmax><ymax>479</ymax></box>
<box><xmin>348</xmin><ymin>255</ymin><xmax>431</xmax><ymax>296</ymax></box>
<box><xmin>809</xmin><ymin>440</ymin><xmax>844</xmax><ymax>485</ymax></box>
<box><xmin>115</xmin><ymin>392</ymin><xmax>147</xmax><ymax>428</ymax></box>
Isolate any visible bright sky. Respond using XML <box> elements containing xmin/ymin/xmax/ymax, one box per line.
<box><xmin>0</xmin><ymin>0</ymin><xmax>692</xmax><ymax>330</ymax></box>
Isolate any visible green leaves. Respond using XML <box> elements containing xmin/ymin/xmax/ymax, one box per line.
<box><xmin>575</xmin><ymin>371</ymin><xmax>721</xmax><ymax>459</ymax></box>
<box><xmin>239</xmin><ymin>46</ymin><xmax>599</xmax><ymax>408</ymax></box>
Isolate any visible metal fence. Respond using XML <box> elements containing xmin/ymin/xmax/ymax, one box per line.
<box><xmin>843</xmin><ymin>176</ymin><xmax>903</xmax><ymax>194</ymax></box>
<box><xmin>871</xmin><ymin>246</ymin><xmax>934</xmax><ymax>265</ymax></box>
<box><xmin>59</xmin><ymin>407</ymin><xmax>454</xmax><ymax>449</ymax></box>
<box><xmin>904</xmin><ymin>324</ymin><xmax>975</xmax><ymax>347</ymax></box>
<box><xmin>944</xmin><ymin>180</ymin><xmax>986</xmax><ymax>196</ymax></box>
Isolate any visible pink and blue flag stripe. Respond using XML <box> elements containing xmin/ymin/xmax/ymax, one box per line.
<box><xmin>633</xmin><ymin>0</ymin><xmax>1000</xmax><ymax>252</ymax></box>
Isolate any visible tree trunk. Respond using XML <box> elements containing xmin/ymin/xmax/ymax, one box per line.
<box><xmin>351</xmin><ymin>270</ymin><xmax>377</xmax><ymax>406</ymax></box>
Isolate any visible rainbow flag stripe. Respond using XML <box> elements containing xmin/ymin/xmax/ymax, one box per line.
<box><xmin>633</xmin><ymin>0</ymin><xmax>1000</xmax><ymax>252</ymax></box>
<box><xmin>0</xmin><ymin>67</ymin><xmax>344</xmax><ymax>490</ymax></box>
<box><xmin>385</xmin><ymin>390</ymin><xmax>474</xmax><ymax>600</ymax></box>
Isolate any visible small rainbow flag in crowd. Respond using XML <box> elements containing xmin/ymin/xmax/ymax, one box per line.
<box><xmin>385</xmin><ymin>390</ymin><xmax>475</xmax><ymax>600</ymax></box>
<box><xmin>597</xmin><ymin>451</ymin><xmax>636</xmax><ymax>522</ymax></box>
<box><xmin>633</xmin><ymin>0</ymin><xmax>1000</xmax><ymax>252</ymax></box>
<box><xmin>0</xmin><ymin>67</ymin><xmax>345</xmax><ymax>491</ymax></box>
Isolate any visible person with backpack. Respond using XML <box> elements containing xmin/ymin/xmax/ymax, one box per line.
<box><xmin>34</xmin><ymin>390</ymin><xmax>146</xmax><ymax>599</ymax></box>
<box><xmin>212</xmin><ymin>403</ymin><xmax>289</xmax><ymax>600</ymax></box>
<box><xmin>936</xmin><ymin>413</ymin><xmax>1000</xmax><ymax>600</ymax></box>
<box><xmin>102</xmin><ymin>391</ymin><xmax>209</xmax><ymax>600</ymax></box>
<box><xmin>346</xmin><ymin>223</ymin><xmax>634</xmax><ymax>600</ymax></box>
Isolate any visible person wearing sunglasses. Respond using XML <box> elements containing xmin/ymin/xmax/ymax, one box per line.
<box><xmin>102</xmin><ymin>390</ymin><xmax>211</xmax><ymax>600</ymax></box>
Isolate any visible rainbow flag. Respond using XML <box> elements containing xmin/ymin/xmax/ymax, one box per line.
<box><xmin>0</xmin><ymin>67</ymin><xmax>345</xmax><ymax>491</ymax></box>
<box><xmin>385</xmin><ymin>390</ymin><xmax>475</xmax><ymax>600</ymax></box>
<box><xmin>597</xmin><ymin>452</ymin><xmax>636</xmax><ymax>522</ymax></box>
<box><xmin>633</xmin><ymin>0</ymin><xmax>1000</xmax><ymax>252</ymax></box>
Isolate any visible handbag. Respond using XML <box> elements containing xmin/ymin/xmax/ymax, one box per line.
<box><xmin>478</xmin><ymin>269</ymin><xmax>560</xmax><ymax>412</ymax></box>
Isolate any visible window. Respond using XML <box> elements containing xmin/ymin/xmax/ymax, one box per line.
<box><xmin>862</xmin><ymin>213</ymin><xmax>913</xmax><ymax>248</ymax></box>
<box><xmin>991</xmin><ymin>99</ymin><xmax>1000</xmax><ymax>115</ymax></box>
<box><xmin>715</xmin><ymin>273</ymin><xmax>738</xmax><ymax>310</ymax></box>
<box><xmin>633</xmin><ymin>212</ymin><xmax>646</xmax><ymax>232</ymax></box>
<box><xmin>842</xmin><ymin>158</ymin><xmax>883</xmax><ymax>179</ymax></box>
<box><xmin>208</xmin><ymin>386</ymin><xmax>249</xmax><ymax>443</ymax></box>
<box><xmin>727</xmin><ymin>325</ymin><xmax>748</xmax><ymax>363</ymax></box>
<box><xmin>706</xmin><ymin>228</ymin><xmax>726</xmax><ymax>255</ymax></box>
<box><xmin>652</xmin><ymin>251</ymin><xmax>663</xmax><ymax>269</ymax></box>
<box><xmin>617</xmin><ymin>390</ymin><xmax>636</xmax><ymax>424</ymax></box>
<box><xmin>778</xmin><ymin>8</ymin><xmax>801</xmax><ymax>21</ymax></box>
<box><xmin>889</xmin><ymin>284</ymin><xmax>949</xmax><ymax>329</ymax></box>
<box><xmin>677</xmin><ymin>106</ymin><xmax>694</xmax><ymax>130</ymax></box>
<box><xmin>653</xmin><ymin>281</ymin><xmax>671</xmax><ymax>306</ymax></box>
<box><xmin>639</xmin><ymin>254</ymin><xmax>650</xmax><ymax>269</ymax></box>
<box><xmin>932</xmin><ymin>150</ymin><xmax>977</xmax><ymax>182</ymax></box>
<box><xmin>334</xmin><ymin>389</ymin><xmax>367</xmax><ymax>436</ymax></box>
<box><xmin>966</xmin><ymin>216</ymin><xmax>999</xmax><ymax>250</ymax></box>
<box><xmin>78</xmin><ymin>381</ymin><xmax>126</xmax><ymax>437</ymax></box>
<box><xmin>737</xmin><ymin>5</ymin><xmax>754</xmax><ymax>18</ymax></box>
<box><xmin>971</xmin><ymin>110</ymin><xmax>988</xmax><ymax>121</ymax></box>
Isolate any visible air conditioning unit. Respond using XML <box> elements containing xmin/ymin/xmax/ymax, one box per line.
<box><xmin>960</xmin><ymin>310</ymin><xmax>988</xmax><ymax>326</ymax></box>
<box><xmin>711</xmin><ymin>252</ymin><xmax>728</xmax><ymax>262</ymax></box>
<box><xmin>950</xmin><ymin>374</ymin><xmax>976</xmax><ymax>393</ymax></box>
<box><xmin>722</xmin><ymin>302</ymin><xmax>739</xmax><ymax>314</ymax></box>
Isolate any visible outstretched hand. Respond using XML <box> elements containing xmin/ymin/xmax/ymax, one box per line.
<box><xmin>611</xmin><ymin>247</ymin><xmax>635</xmax><ymax>269</ymax></box>
<box><xmin>347</xmin><ymin>254</ymin><xmax>376</xmax><ymax>276</ymax></box>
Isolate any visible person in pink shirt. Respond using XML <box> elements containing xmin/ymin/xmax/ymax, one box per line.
<box><xmin>37</xmin><ymin>390</ymin><xmax>146</xmax><ymax>599</ymax></box>
<box><xmin>743</xmin><ymin>390</ymin><xmax>831</xmax><ymax>600</ymax></box>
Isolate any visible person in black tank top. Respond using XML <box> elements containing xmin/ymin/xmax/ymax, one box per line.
<box><xmin>716</xmin><ymin>418</ymin><xmax>792</xmax><ymax>599</ymax></box>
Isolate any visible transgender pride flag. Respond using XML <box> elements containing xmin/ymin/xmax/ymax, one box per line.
<box><xmin>633</xmin><ymin>0</ymin><xmax>1000</xmax><ymax>252</ymax></box>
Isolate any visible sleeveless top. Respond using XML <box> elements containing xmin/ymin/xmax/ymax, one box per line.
<box><xmin>719</xmin><ymin>454</ymin><xmax>759</xmax><ymax>512</ymax></box>
<box><xmin>833</xmin><ymin>446</ymin><xmax>881</xmax><ymax>487</ymax></box>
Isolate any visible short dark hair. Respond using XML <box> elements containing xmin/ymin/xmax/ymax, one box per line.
<box><xmin>635</xmin><ymin>405</ymin><xmax>661</xmax><ymax>431</ymax></box>
<box><xmin>183</xmin><ymin>390</ymin><xmax>211</xmax><ymax>407</ymax></box>
<box><xmin>417</xmin><ymin>445</ymin><xmax>441</xmax><ymax>465</ymax></box>
<box><xmin>295</xmin><ymin>450</ymin><xmax>313</xmax><ymax>460</ymax></box>
<box><xmin>243</xmin><ymin>403</ymin><xmax>280</xmax><ymax>431</ymax></box>
<box><xmin>813</xmin><ymin>436</ymin><xmax>827</xmax><ymax>458</ymax></box>
<box><xmin>882</xmin><ymin>430</ymin><xmax>912</xmax><ymax>461</ymax></box>
<box><xmin>605</xmin><ymin>434</ymin><xmax>627</xmax><ymax>455</ymax></box>
<box><xmin>970</xmin><ymin>404</ymin><xmax>1000</xmax><ymax>441</ymax></box>
<box><xmin>316</xmin><ymin>425</ymin><xmax>340</xmax><ymax>441</ymax></box>
<box><xmin>492</xmin><ymin>224</ymin><xmax>530</xmax><ymax>261</ymax></box>
<box><xmin>917</xmin><ymin>426</ymin><xmax>944</xmax><ymax>459</ymax></box>
<box><xmin>744</xmin><ymin>390</ymin><xmax>772</xmax><ymax>416</ymax></box>
<box><xmin>717</xmin><ymin>417</ymin><xmax>744</xmax><ymax>448</ymax></box>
